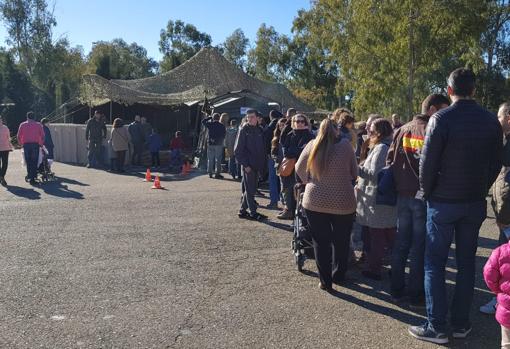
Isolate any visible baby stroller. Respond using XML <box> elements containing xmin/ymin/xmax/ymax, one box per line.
<box><xmin>38</xmin><ymin>146</ymin><xmax>56</xmax><ymax>182</ymax></box>
<box><xmin>292</xmin><ymin>183</ymin><xmax>315</xmax><ymax>271</ymax></box>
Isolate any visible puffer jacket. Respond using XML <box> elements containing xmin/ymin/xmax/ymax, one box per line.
<box><xmin>356</xmin><ymin>138</ymin><xmax>397</xmax><ymax>229</ymax></box>
<box><xmin>234</xmin><ymin>124</ymin><xmax>266</xmax><ymax>171</ymax></box>
<box><xmin>282</xmin><ymin>129</ymin><xmax>314</xmax><ymax>159</ymax></box>
<box><xmin>420</xmin><ymin>99</ymin><xmax>503</xmax><ymax>203</ymax></box>
<box><xmin>484</xmin><ymin>242</ymin><xmax>510</xmax><ymax>328</ymax></box>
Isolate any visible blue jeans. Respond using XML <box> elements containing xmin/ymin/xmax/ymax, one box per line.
<box><xmin>207</xmin><ymin>144</ymin><xmax>223</xmax><ymax>175</ymax></box>
<box><xmin>23</xmin><ymin>143</ymin><xmax>39</xmax><ymax>180</ymax></box>
<box><xmin>87</xmin><ymin>139</ymin><xmax>102</xmax><ymax>167</ymax></box>
<box><xmin>228</xmin><ymin>156</ymin><xmax>239</xmax><ymax>178</ymax></box>
<box><xmin>267</xmin><ymin>157</ymin><xmax>279</xmax><ymax>204</ymax></box>
<box><xmin>391</xmin><ymin>196</ymin><xmax>426</xmax><ymax>301</ymax></box>
<box><xmin>240</xmin><ymin>167</ymin><xmax>258</xmax><ymax>214</ymax></box>
<box><xmin>424</xmin><ymin>200</ymin><xmax>486</xmax><ymax>332</ymax></box>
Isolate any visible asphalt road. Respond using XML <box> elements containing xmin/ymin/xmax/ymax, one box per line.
<box><xmin>0</xmin><ymin>150</ymin><xmax>502</xmax><ymax>348</ymax></box>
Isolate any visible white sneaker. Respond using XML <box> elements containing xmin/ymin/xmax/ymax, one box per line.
<box><xmin>479</xmin><ymin>297</ymin><xmax>497</xmax><ymax>314</ymax></box>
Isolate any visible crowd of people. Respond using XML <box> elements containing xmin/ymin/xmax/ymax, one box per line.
<box><xmin>3</xmin><ymin>66</ymin><xmax>510</xmax><ymax>346</ymax></box>
<box><xmin>228</xmin><ymin>68</ymin><xmax>510</xmax><ymax>346</ymax></box>
<box><xmin>0</xmin><ymin>110</ymin><xmax>188</xmax><ymax>184</ymax></box>
<box><xmin>0</xmin><ymin>111</ymin><xmax>56</xmax><ymax>186</ymax></box>
<box><xmin>85</xmin><ymin>111</ymin><xmax>186</xmax><ymax>173</ymax></box>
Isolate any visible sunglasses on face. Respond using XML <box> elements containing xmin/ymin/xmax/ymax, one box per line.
<box><xmin>295</xmin><ymin>119</ymin><xmax>306</xmax><ymax>124</ymax></box>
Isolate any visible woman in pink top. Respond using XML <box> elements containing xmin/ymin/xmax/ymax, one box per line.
<box><xmin>0</xmin><ymin>116</ymin><xmax>13</xmax><ymax>186</ymax></box>
<box><xmin>484</xmin><ymin>239</ymin><xmax>510</xmax><ymax>348</ymax></box>
<box><xmin>295</xmin><ymin>118</ymin><xmax>358</xmax><ymax>291</ymax></box>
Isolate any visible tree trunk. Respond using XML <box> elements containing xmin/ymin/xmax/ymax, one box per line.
<box><xmin>408</xmin><ymin>6</ymin><xmax>415</xmax><ymax>120</ymax></box>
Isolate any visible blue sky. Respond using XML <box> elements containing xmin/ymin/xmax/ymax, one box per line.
<box><xmin>0</xmin><ymin>0</ymin><xmax>311</xmax><ymax>60</ymax></box>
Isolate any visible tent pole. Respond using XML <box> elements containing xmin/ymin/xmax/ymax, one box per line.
<box><xmin>109</xmin><ymin>101</ymin><xmax>113</xmax><ymax>124</ymax></box>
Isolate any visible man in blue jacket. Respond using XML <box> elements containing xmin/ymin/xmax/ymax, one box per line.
<box><xmin>409</xmin><ymin>68</ymin><xmax>503</xmax><ymax>344</ymax></box>
<box><xmin>202</xmin><ymin>113</ymin><xmax>226</xmax><ymax>179</ymax></box>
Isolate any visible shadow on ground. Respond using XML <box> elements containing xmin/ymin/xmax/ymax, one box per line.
<box><xmin>5</xmin><ymin>185</ymin><xmax>41</xmax><ymax>200</ymax></box>
<box><xmin>40</xmin><ymin>179</ymin><xmax>84</xmax><ymax>199</ymax></box>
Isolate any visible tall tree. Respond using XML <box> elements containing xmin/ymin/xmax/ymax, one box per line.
<box><xmin>158</xmin><ymin>20</ymin><xmax>211</xmax><ymax>72</ymax></box>
<box><xmin>0</xmin><ymin>49</ymin><xmax>35</xmax><ymax>131</ymax></box>
<box><xmin>221</xmin><ymin>28</ymin><xmax>249</xmax><ymax>69</ymax></box>
<box><xmin>0</xmin><ymin>0</ymin><xmax>56</xmax><ymax>77</ymax></box>
<box><xmin>290</xmin><ymin>9</ymin><xmax>340</xmax><ymax>110</ymax></box>
<box><xmin>247</xmin><ymin>24</ymin><xmax>292</xmax><ymax>83</ymax></box>
<box><xmin>87</xmin><ymin>39</ymin><xmax>157</xmax><ymax>80</ymax></box>
<box><xmin>299</xmin><ymin>0</ymin><xmax>487</xmax><ymax>117</ymax></box>
<box><xmin>478</xmin><ymin>0</ymin><xmax>510</xmax><ymax>109</ymax></box>
<box><xmin>0</xmin><ymin>0</ymin><xmax>86</xmax><ymax>112</ymax></box>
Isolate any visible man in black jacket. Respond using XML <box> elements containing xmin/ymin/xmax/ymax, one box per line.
<box><xmin>409</xmin><ymin>68</ymin><xmax>503</xmax><ymax>344</ymax></box>
<box><xmin>202</xmin><ymin>113</ymin><xmax>226</xmax><ymax>179</ymax></box>
<box><xmin>85</xmin><ymin>110</ymin><xmax>107</xmax><ymax>168</ymax></box>
<box><xmin>265</xmin><ymin>110</ymin><xmax>282</xmax><ymax>208</ymax></box>
<box><xmin>128</xmin><ymin>115</ymin><xmax>144</xmax><ymax>166</ymax></box>
<box><xmin>234</xmin><ymin>109</ymin><xmax>267</xmax><ymax>221</ymax></box>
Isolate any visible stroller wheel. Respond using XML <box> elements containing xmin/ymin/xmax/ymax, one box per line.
<box><xmin>295</xmin><ymin>254</ymin><xmax>305</xmax><ymax>272</ymax></box>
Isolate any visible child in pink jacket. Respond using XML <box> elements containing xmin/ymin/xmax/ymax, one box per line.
<box><xmin>484</xmin><ymin>240</ymin><xmax>510</xmax><ymax>348</ymax></box>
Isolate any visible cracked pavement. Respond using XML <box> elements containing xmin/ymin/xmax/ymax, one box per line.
<box><xmin>0</xmin><ymin>150</ymin><xmax>502</xmax><ymax>348</ymax></box>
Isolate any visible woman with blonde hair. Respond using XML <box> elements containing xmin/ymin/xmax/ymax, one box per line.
<box><xmin>295</xmin><ymin>118</ymin><xmax>358</xmax><ymax>291</ymax></box>
<box><xmin>331</xmin><ymin>108</ymin><xmax>357</xmax><ymax>149</ymax></box>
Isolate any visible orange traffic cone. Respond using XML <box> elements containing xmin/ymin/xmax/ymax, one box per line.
<box><xmin>151</xmin><ymin>176</ymin><xmax>164</xmax><ymax>189</ymax></box>
<box><xmin>143</xmin><ymin>168</ymin><xmax>152</xmax><ymax>182</ymax></box>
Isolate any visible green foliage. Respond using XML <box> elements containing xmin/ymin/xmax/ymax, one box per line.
<box><xmin>0</xmin><ymin>0</ymin><xmax>56</xmax><ymax>76</ymax></box>
<box><xmin>0</xmin><ymin>50</ymin><xmax>35</xmax><ymax>132</ymax></box>
<box><xmin>246</xmin><ymin>24</ymin><xmax>292</xmax><ymax>83</ymax></box>
<box><xmin>289</xmin><ymin>9</ymin><xmax>340</xmax><ymax>110</ymax></box>
<box><xmin>2</xmin><ymin>1</ymin><xmax>510</xmax><ymax>121</ymax></box>
<box><xmin>221</xmin><ymin>28</ymin><xmax>249</xmax><ymax>69</ymax></box>
<box><xmin>87</xmin><ymin>39</ymin><xmax>157</xmax><ymax>79</ymax></box>
<box><xmin>159</xmin><ymin>20</ymin><xmax>212</xmax><ymax>72</ymax></box>
<box><xmin>288</xmin><ymin>0</ymin><xmax>510</xmax><ymax>117</ymax></box>
<box><xmin>0</xmin><ymin>0</ymin><xmax>86</xmax><ymax>114</ymax></box>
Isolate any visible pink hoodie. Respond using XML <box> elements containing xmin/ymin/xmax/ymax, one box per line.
<box><xmin>0</xmin><ymin>124</ymin><xmax>13</xmax><ymax>151</ymax></box>
<box><xmin>484</xmin><ymin>241</ymin><xmax>510</xmax><ymax>328</ymax></box>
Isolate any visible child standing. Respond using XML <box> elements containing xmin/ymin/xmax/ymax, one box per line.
<box><xmin>170</xmin><ymin>131</ymin><xmax>184</xmax><ymax>168</ymax></box>
<box><xmin>148</xmin><ymin>128</ymin><xmax>162</xmax><ymax>168</ymax></box>
<box><xmin>484</xmin><ymin>233</ymin><xmax>510</xmax><ymax>348</ymax></box>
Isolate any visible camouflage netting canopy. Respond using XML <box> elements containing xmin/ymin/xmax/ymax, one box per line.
<box><xmin>80</xmin><ymin>47</ymin><xmax>312</xmax><ymax>111</ymax></box>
